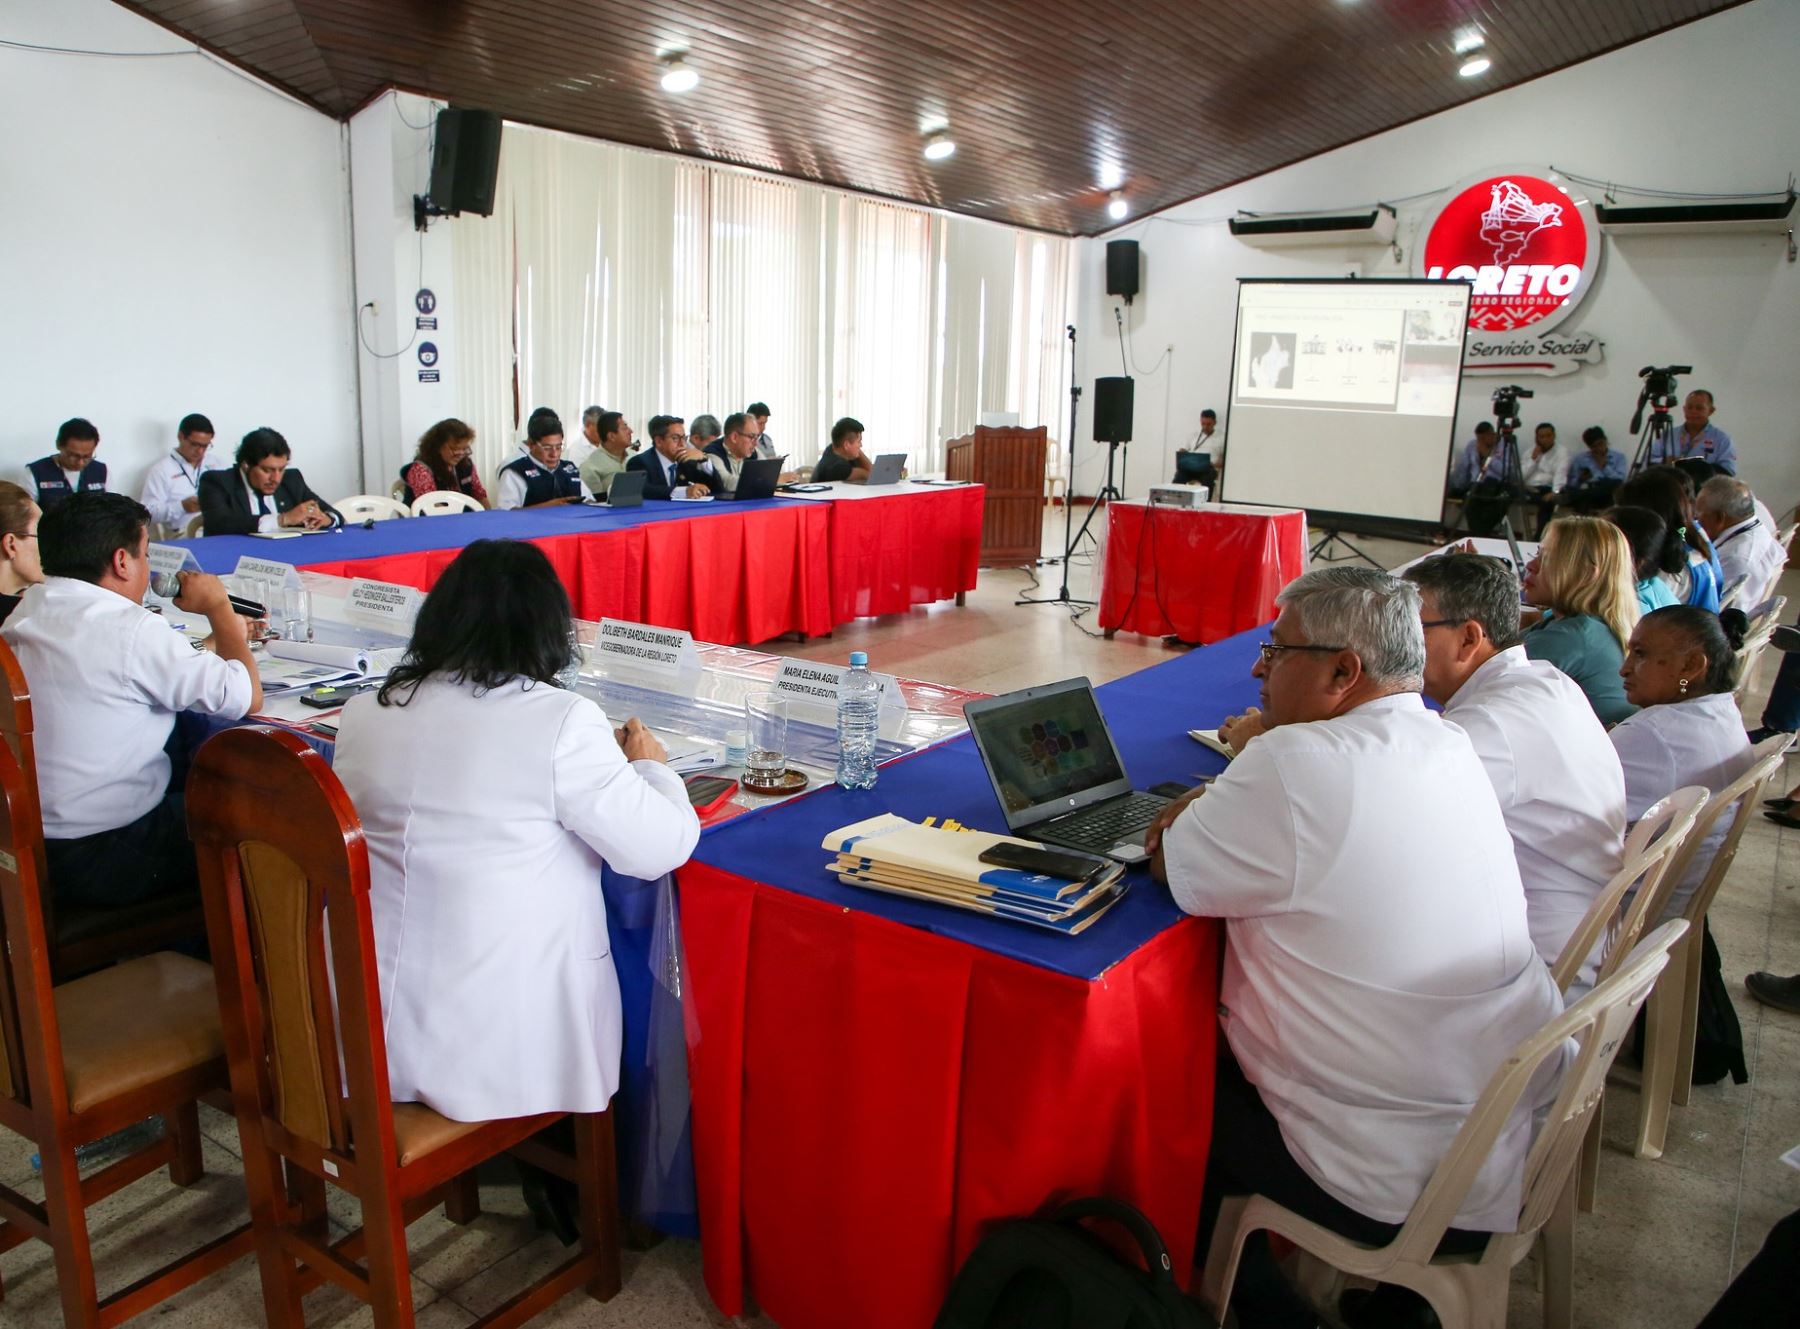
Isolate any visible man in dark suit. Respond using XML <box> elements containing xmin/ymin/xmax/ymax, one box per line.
<box><xmin>627</xmin><ymin>415</ymin><xmax>713</xmax><ymax>499</ymax></box>
<box><xmin>197</xmin><ymin>427</ymin><xmax>343</xmax><ymax>535</ymax></box>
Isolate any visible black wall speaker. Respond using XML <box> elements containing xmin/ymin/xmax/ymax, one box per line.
<box><xmin>1105</xmin><ymin>239</ymin><xmax>1140</xmax><ymax>302</ymax></box>
<box><xmin>429</xmin><ymin>108</ymin><xmax>503</xmax><ymax>217</ymax></box>
<box><xmin>1093</xmin><ymin>377</ymin><xmax>1135</xmax><ymax>443</ymax></box>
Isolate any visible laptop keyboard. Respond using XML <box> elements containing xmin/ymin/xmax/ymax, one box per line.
<box><xmin>1038</xmin><ymin>791</ymin><xmax>1168</xmax><ymax>850</ymax></box>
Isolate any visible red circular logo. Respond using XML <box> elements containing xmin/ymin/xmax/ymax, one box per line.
<box><xmin>1422</xmin><ymin>175</ymin><xmax>1593</xmax><ymax>334</ymax></box>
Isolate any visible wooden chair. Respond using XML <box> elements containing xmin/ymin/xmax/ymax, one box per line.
<box><xmin>409</xmin><ymin>490</ymin><xmax>483</xmax><ymax>517</ymax></box>
<box><xmin>187</xmin><ymin>726</ymin><xmax>621</xmax><ymax>1328</ymax></box>
<box><xmin>1198</xmin><ymin>921</ymin><xmax>1688</xmax><ymax>1329</ymax></box>
<box><xmin>0</xmin><ymin>639</ymin><xmax>206</xmax><ymax>982</ymax></box>
<box><xmin>1632</xmin><ymin>733</ymin><xmax>1794</xmax><ymax>1159</ymax></box>
<box><xmin>0</xmin><ymin>741</ymin><xmax>253</xmax><ymax>1326</ymax></box>
<box><xmin>333</xmin><ymin>495</ymin><xmax>410</xmax><ymax>523</ymax></box>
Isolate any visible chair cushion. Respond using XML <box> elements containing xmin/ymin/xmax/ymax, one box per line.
<box><xmin>390</xmin><ymin>1102</ymin><xmax>491</xmax><ymax>1168</ymax></box>
<box><xmin>56</xmin><ymin>952</ymin><xmax>226</xmax><ymax>1114</ymax></box>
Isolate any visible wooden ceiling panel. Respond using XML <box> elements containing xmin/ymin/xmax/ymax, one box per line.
<box><xmin>114</xmin><ymin>0</ymin><xmax>1744</xmax><ymax>235</ymax></box>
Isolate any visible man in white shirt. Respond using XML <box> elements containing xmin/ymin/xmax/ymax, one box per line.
<box><xmin>1696</xmin><ymin>476</ymin><xmax>1786</xmax><ymax>609</ymax></box>
<box><xmin>1171</xmin><ymin>408</ymin><xmax>1223</xmax><ymax>488</ymax></box>
<box><xmin>1147</xmin><ymin>567</ymin><xmax>1563</xmax><ymax>1328</ymax></box>
<box><xmin>1403</xmin><ymin>552</ymin><xmax>1627</xmax><ymax>994</ymax></box>
<box><xmin>3</xmin><ymin>492</ymin><xmax>260</xmax><ymax>911</ymax></box>
<box><xmin>139</xmin><ymin>412</ymin><xmax>230</xmax><ymax>533</ymax></box>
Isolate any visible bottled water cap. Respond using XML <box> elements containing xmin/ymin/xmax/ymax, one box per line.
<box><xmin>849</xmin><ymin>651</ymin><xmax>868</xmax><ymax>667</ymax></box>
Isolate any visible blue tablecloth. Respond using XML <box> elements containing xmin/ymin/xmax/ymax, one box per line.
<box><xmin>171</xmin><ymin>497</ymin><xmax>811</xmax><ymax>574</ymax></box>
<box><xmin>691</xmin><ymin>628</ymin><xmax>1265</xmax><ymax>981</ymax></box>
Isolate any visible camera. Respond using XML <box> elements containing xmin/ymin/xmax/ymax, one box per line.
<box><xmin>1490</xmin><ymin>384</ymin><xmax>1534</xmax><ymax>430</ymax></box>
<box><xmin>1630</xmin><ymin>363</ymin><xmax>1693</xmax><ymax>433</ymax></box>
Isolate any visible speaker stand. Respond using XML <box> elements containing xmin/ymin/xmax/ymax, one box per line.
<box><xmin>1308</xmin><ymin>527</ymin><xmax>1383</xmax><ymax>569</ymax></box>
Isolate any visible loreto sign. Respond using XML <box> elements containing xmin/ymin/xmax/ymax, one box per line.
<box><xmin>1415</xmin><ymin>169</ymin><xmax>1606</xmax><ymax>377</ymax></box>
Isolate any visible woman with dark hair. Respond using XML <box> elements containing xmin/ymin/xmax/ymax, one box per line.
<box><xmin>1603</xmin><ymin>505</ymin><xmax>1681</xmax><ymax>616</ymax></box>
<box><xmin>1611</xmin><ymin>605</ymin><xmax>1754</xmax><ymax>924</ymax></box>
<box><xmin>400</xmin><ymin>418</ymin><xmax>488</xmax><ymax>508</ymax></box>
<box><xmin>1616</xmin><ymin>467</ymin><xmax>1722</xmax><ymax>611</ymax></box>
<box><xmin>0</xmin><ymin>482</ymin><xmax>43</xmax><ymax>623</ymax></box>
<box><xmin>333</xmin><ymin>540</ymin><xmax>699</xmax><ymax>1131</ymax></box>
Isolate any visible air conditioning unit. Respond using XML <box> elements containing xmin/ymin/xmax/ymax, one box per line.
<box><xmin>1228</xmin><ymin>205</ymin><xmax>1397</xmax><ymax>249</ymax></box>
<box><xmin>1596</xmin><ymin>192</ymin><xmax>1795</xmax><ymax>236</ymax></box>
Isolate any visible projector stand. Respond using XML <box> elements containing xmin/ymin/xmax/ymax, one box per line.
<box><xmin>1308</xmin><ymin>527</ymin><xmax>1383</xmax><ymax>569</ymax></box>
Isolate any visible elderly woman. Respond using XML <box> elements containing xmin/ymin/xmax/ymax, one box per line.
<box><xmin>0</xmin><ymin>482</ymin><xmax>43</xmax><ymax>624</ymax></box>
<box><xmin>1520</xmin><ymin>516</ymin><xmax>1640</xmax><ymax>724</ymax></box>
<box><xmin>400</xmin><ymin>418</ymin><xmax>488</xmax><ymax>508</ymax></box>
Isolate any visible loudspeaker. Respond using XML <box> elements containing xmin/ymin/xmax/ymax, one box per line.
<box><xmin>429</xmin><ymin>108</ymin><xmax>503</xmax><ymax>217</ymax></box>
<box><xmin>1092</xmin><ymin>376</ymin><xmax>1134</xmax><ymax>443</ymax></box>
<box><xmin>1105</xmin><ymin>239</ymin><xmax>1140</xmax><ymax>302</ymax></box>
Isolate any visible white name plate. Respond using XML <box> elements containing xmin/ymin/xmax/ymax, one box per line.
<box><xmin>146</xmin><ymin>543</ymin><xmax>194</xmax><ymax>577</ymax></box>
<box><xmin>772</xmin><ymin>659</ymin><xmax>906</xmax><ymax>714</ymax></box>
<box><xmin>231</xmin><ymin>555</ymin><xmax>303</xmax><ymax>589</ymax></box>
<box><xmin>595</xmin><ymin>619</ymin><xmax>698</xmax><ymax>675</ymax></box>
<box><xmin>345</xmin><ymin>578</ymin><xmax>423</xmax><ymax>630</ymax></box>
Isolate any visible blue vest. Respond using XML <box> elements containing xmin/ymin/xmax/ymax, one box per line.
<box><xmin>28</xmin><ymin>455</ymin><xmax>107</xmax><ymax>510</ymax></box>
<box><xmin>500</xmin><ymin>455</ymin><xmax>582</xmax><ymax>505</ymax></box>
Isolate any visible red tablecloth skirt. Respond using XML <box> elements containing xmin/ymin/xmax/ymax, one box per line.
<box><xmin>827</xmin><ymin>486</ymin><xmax>984</xmax><ymax>623</ymax></box>
<box><xmin>1098</xmin><ymin>504</ymin><xmax>1308</xmax><ymax>643</ymax></box>
<box><xmin>678</xmin><ymin>863</ymin><xmax>1220</xmax><ymax>1329</ymax></box>
<box><xmin>303</xmin><ymin>504</ymin><xmax>833</xmax><ymax>643</ymax></box>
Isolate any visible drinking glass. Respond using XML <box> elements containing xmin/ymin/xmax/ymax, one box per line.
<box><xmin>745</xmin><ymin>694</ymin><xmax>789</xmax><ymax>784</ymax></box>
<box><xmin>282</xmin><ymin>586</ymin><xmax>313</xmax><ymax>643</ymax></box>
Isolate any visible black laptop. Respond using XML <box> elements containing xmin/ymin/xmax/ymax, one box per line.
<box><xmin>587</xmin><ymin>471</ymin><xmax>646</xmax><ymax>508</ymax></box>
<box><xmin>964</xmin><ymin>678</ymin><xmax>1171</xmax><ymax>864</ymax></box>
<box><xmin>723</xmin><ymin>455</ymin><xmax>785</xmax><ymax>501</ymax></box>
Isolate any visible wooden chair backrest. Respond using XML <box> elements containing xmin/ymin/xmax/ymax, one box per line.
<box><xmin>0</xmin><ymin>740</ymin><xmax>68</xmax><ymax>1124</ymax></box>
<box><xmin>188</xmin><ymin>726</ymin><xmax>402</xmax><ymax>1173</ymax></box>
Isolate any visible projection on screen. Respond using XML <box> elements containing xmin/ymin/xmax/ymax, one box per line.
<box><xmin>1223</xmin><ymin>279</ymin><xmax>1472</xmax><ymax>527</ymax></box>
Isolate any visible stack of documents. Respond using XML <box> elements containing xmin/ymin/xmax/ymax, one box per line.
<box><xmin>256</xmin><ymin>640</ymin><xmax>407</xmax><ymax>694</ymax></box>
<box><xmin>822</xmin><ymin>813</ymin><xmax>1127</xmax><ymax>935</ymax></box>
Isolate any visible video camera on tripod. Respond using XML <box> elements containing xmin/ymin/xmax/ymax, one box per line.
<box><xmin>1629</xmin><ymin>364</ymin><xmax>1692</xmax><ymax>435</ymax></box>
<box><xmin>1490</xmin><ymin>383</ymin><xmax>1533</xmax><ymax>433</ymax></box>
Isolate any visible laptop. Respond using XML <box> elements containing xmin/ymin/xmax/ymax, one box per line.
<box><xmin>587</xmin><ymin>471</ymin><xmax>646</xmax><ymax>508</ymax></box>
<box><xmin>723</xmin><ymin>455</ymin><xmax>785</xmax><ymax>501</ymax></box>
<box><xmin>964</xmin><ymin>678</ymin><xmax>1171</xmax><ymax>864</ymax></box>
<box><xmin>865</xmin><ymin>453</ymin><xmax>907</xmax><ymax>486</ymax></box>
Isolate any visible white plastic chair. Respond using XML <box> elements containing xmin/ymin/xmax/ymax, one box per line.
<box><xmin>334</xmin><ymin>494</ymin><xmax>410</xmax><ymax>522</ymax></box>
<box><xmin>1632</xmin><ymin>732</ymin><xmax>1795</xmax><ymax>1157</ymax></box>
<box><xmin>1198</xmin><ymin>920</ymin><xmax>1688</xmax><ymax>1329</ymax></box>
<box><xmin>410</xmin><ymin>490</ymin><xmax>483</xmax><ymax>517</ymax></box>
<box><xmin>183</xmin><ymin>514</ymin><xmax>205</xmax><ymax>538</ymax></box>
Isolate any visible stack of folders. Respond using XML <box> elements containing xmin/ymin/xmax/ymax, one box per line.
<box><xmin>822</xmin><ymin>813</ymin><xmax>1128</xmax><ymax>935</ymax></box>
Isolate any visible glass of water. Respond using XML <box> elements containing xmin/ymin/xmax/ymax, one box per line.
<box><xmin>745</xmin><ymin>693</ymin><xmax>789</xmax><ymax>785</ymax></box>
<box><xmin>281</xmin><ymin>586</ymin><xmax>313</xmax><ymax>643</ymax></box>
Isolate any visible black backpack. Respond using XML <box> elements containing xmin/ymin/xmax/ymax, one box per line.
<box><xmin>935</xmin><ymin>1197</ymin><xmax>1214</xmax><ymax>1329</ymax></box>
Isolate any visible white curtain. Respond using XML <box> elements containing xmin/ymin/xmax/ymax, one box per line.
<box><xmin>451</xmin><ymin>123</ymin><xmax>1075</xmax><ymax>479</ymax></box>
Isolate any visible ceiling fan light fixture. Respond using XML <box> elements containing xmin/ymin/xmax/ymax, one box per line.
<box><xmin>1107</xmin><ymin>190</ymin><xmax>1129</xmax><ymax>221</ymax></box>
<box><xmin>923</xmin><ymin>131</ymin><xmax>956</xmax><ymax>161</ymax></box>
<box><xmin>660</xmin><ymin>56</ymin><xmax>699</xmax><ymax>93</ymax></box>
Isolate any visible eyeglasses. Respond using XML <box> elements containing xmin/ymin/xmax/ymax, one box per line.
<box><xmin>664</xmin><ymin>433</ymin><xmax>689</xmax><ymax>444</ymax></box>
<box><xmin>1257</xmin><ymin>641</ymin><xmax>1347</xmax><ymax>665</ymax></box>
<box><xmin>1418</xmin><ymin>618</ymin><xmax>1465</xmax><ymax>630</ymax></box>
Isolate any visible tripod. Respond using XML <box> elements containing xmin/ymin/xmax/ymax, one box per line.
<box><xmin>1628</xmin><ymin>407</ymin><xmax>1675</xmax><ymax>476</ymax></box>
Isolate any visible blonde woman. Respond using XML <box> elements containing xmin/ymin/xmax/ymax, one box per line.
<box><xmin>0</xmin><ymin>482</ymin><xmax>43</xmax><ymax>624</ymax></box>
<box><xmin>1520</xmin><ymin>516</ymin><xmax>1640</xmax><ymax>724</ymax></box>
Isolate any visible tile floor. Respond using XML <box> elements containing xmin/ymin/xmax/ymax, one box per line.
<box><xmin>0</xmin><ymin>511</ymin><xmax>1792</xmax><ymax>1327</ymax></box>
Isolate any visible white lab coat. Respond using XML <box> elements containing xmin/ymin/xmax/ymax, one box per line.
<box><xmin>1609</xmin><ymin>692</ymin><xmax>1754</xmax><ymax>924</ymax></box>
<box><xmin>1713</xmin><ymin>517</ymin><xmax>1787</xmax><ymax>610</ymax></box>
<box><xmin>1162</xmin><ymin>693</ymin><xmax>1565</xmax><ymax>1232</ymax></box>
<box><xmin>333</xmin><ymin>676</ymin><xmax>700</xmax><ymax>1121</ymax></box>
<box><xmin>1442</xmin><ymin>647</ymin><xmax>1626</xmax><ymax>995</ymax></box>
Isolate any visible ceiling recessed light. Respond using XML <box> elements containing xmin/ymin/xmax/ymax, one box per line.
<box><xmin>660</xmin><ymin>57</ymin><xmax>699</xmax><ymax>93</ymax></box>
<box><xmin>923</xmin><ymin>131</ymin><xmax>956</xmax><ymax>161</ymax></box>
<box><xmin>1459</xmin><ymin>56</ymin><xmax>1492</xmax><ymax>78</ymax></box>
<box><xmin>1107</xmin><ymin>191</ymin><xmax>1129</xmax><ymax>221</ymax></box>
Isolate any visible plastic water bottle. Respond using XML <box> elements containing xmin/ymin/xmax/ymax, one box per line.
<box><xmin>835</xmin><ymin>651</ymin><xmax>881</xmax><ymax>790</ymax></box>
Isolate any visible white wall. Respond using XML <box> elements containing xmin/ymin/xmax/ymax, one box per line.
<box><xmin>0</xmin><ymin>0</ymin><xmax>359</xmax><ymax>506</ymax></box>
<box><xmin>1073</xmin><ymin>0</ymin><xmax>1800</xmax><ymax>519</ymax></box>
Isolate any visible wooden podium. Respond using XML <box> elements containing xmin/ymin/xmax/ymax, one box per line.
<box><xmin>945</xmin><ymin>425</ymin><xmax>1047</xmax><ymax>566</ymax></box>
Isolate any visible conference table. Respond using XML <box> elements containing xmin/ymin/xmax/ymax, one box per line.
<box><xmin>675</xmin><ymin>631</ymin><xmax>1264</xmax><ymax>1329</ymax></box>
<box><xmin>171</xmin><ymin>482</ymin><xmax>983</xmax><ymax>647</ymax></box>
<box><xmin>1098</xmin><ymin>498</ymin><xmax>1308</xmax><ymax>644</ymax></box>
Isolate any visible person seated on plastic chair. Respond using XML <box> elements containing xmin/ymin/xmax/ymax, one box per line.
<box><xmin>1145</xmin><ymin>568</ymin><xmax>1565</xmax><ymax>1329</ymax></box>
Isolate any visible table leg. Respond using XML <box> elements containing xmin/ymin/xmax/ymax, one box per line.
<box><xmin>955</xmin><ymin>591</ymin><xmax>966</xmax><ymax>607</ymax></box>
<box><xmin>1103</xmin><ymin>628</ymin><xmax>1117</xmax><ymax>640</ymax></box>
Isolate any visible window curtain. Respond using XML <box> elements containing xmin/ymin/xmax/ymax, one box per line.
<box><xmin>831</xmin><ymin>197</ymin><xmax>934</xmax><ymax>468</ymax></box>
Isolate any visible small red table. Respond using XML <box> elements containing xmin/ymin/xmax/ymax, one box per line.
<box><xmin>1099</xmin><ymin>500</ymin><xmax>1308</xmax><ymax>644</ymax></box>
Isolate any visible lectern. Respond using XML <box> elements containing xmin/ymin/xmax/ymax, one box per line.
<box><xmin>944</xmin><ymin>425</ymin><xmax>1047</xmax><ymax>566</ymax></box>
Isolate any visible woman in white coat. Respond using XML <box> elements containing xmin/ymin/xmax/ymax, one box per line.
<box><xmin>334</xmin><ymin>540</ymin><xmax>700</xmax><ymax>1227</ymax></box>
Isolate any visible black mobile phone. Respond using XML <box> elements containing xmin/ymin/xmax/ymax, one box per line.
<box><xmin>978</xmin><ymin>841</ymin><xmax>1107</xmax><ymax>881</ymax></box>
<box><xmin>309</xmin><ymin>721</ymin><xmax>338</xmax><ymax>738</ymax></box>
<box><xmin>1148</xmin><ymin>780</ymin><xmax>1193</xmax><ymax>799</ymax></box>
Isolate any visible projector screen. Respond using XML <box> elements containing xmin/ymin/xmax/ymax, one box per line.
<box><xmin>1222</xmin><ymin>278</ymin><xmax>1471</xmax><ymax>526</ymax></box>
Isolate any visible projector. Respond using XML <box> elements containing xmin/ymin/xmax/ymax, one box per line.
<box><xmin>1148</xmin><ymin>485</ymin><xmax>1204</xmax><ymax>507</ymax></box>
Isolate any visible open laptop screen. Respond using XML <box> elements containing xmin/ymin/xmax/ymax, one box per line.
<box><xmin>965</xmin><ymin>679</ymin><xmax>1130</xmax><ymax>817</ymax></box>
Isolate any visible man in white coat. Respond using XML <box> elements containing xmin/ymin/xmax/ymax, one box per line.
<box><xmin>1147</xmin><ymin>567</ymin><xmax>1564</xmax><ymax>1329</ymax></box>
<box><xmin>1403</xmin><ymin>552</ymin><xmax>1628</xmax><ymax>995</ymax></box>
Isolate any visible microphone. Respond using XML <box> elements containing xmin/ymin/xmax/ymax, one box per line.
<box><xmin>149</xmin><ymin>571</ymin><xmax>265</xmax><ymax>618</ymax></box>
